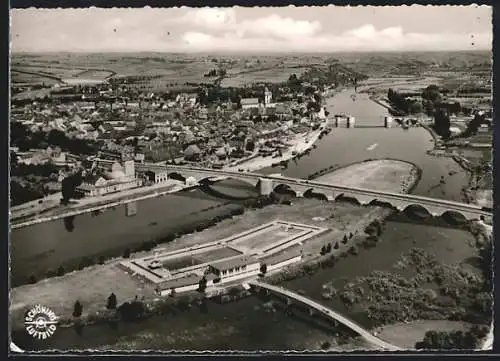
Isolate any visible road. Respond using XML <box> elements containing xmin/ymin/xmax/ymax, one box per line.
<box><xmin>249</xmin><ymin>280</ymin><xmax>403</xmax><ymax>351</ymax></box>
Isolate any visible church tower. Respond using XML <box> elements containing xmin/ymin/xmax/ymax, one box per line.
<box><xmin>264</xmin><ymin>87</ymin><xmax>272</xmax><ymax>107</ymax></box>
<box><xmin>121</xmin><ymin>150</ymin><xmax>135</xmax><ymax>179</ymax></box>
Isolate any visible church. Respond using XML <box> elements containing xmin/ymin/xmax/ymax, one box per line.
<box><xmin>76</xmin><ymin>156</ymin><xmax>142</xmax><ymax>197</ymax></box>
<box><xmin>240</xmin><ymin>87</ymin><xmax>277</xmax><ymax>114</ymax></box>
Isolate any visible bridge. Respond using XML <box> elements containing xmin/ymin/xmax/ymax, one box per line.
<box><xmin>248</xmin><ymin>280</ymin><xmax>403</xmax><ymax>351</ymax></box>
<box><xmin>97</xmin><ymin>160</ymin><xmax>492</xmax><ymax>222</ymax></box>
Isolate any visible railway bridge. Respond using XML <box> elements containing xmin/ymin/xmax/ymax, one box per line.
<box><xmin>248</xmin><ymin>280</ymin><xmax>403</xmax><ymax>351</ymax></box>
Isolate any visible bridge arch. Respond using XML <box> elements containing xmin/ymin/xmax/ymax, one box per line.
<box><xmin>335</xmin><ymin>193</ymin><xmax>361</xmax><ymax>205</ymax></box>
<box><xmin>167</xmin><ymin>172</ymin><xmax>186</xmax><ymax>182</ymax></box>
<box><xmin>303</xmin><ymin>188</ymin><xmax>329</xmax><ymax>201</ymax></box>
<box><xmin>368</xmin><ymin>199</ymin><xmax>398</xmax><ymax>210</ymax></box>
<box><xmin>272</xmin><ymin>183</ymin><xmax>297</xmax><ymax>197</ymax></box>
<box><xmin>440</xmin><ymin>210</ymin><xmax>470</xmax><ymax>224</ymax></box>
<box><xmin>198</xmin><ymin>176</ymin><xmax>216</xmax><ymax>185</ymax></box>
<box><xmin>402</xmin><ymin>204</ymin><xmax>433</xmax><ymax>219</ymax></box>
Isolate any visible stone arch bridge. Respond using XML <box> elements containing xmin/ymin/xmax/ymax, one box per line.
<box><xmin>98</xmin><ymin>161</ymin><xmax>492</xmax><ymax>222</ymax></box>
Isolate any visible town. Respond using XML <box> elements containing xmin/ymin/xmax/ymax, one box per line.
<box><xmin>10</xmin><ymin>5</ymin><xmax>493</xmax><ymax>354</ymax></box>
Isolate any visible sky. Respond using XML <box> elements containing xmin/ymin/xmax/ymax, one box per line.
<box><xmin>10</xmin><ymin>5</ymin><xmax>492</xmax><ymax>53</ymax></box>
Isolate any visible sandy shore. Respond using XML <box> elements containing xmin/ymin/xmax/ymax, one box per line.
<box><xmin>314</xmin><ymin>159</ymin><xmax>419</xmax><ymax>194</ymax></box>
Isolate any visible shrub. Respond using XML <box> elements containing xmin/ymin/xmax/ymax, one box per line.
<box><xmin>107</xmin><ymin>293</ymin><xmax>117</xmax><ymax>310</ymax></box>
<box><xmin>123</xmin><ymin>248</ymin><xmax>131</xmax><ymax>258</ymax></box>
<box><xmin>57</xmin><ymin>266</ymin><xmax>65</xmax><ymax>277</ymax></box>
<box><xmin>349</xmin><ymin>246</ymin><xmax>359</xmax><ymax>255</ymax></box>
<box><xmin>117</xmin><ymin>301</ymin><xmax>146</xmax><ymax>321</ymax></box>
<box><xmin>73</xmin><ymin>301</ymin><xmax>83</xmax><ymax>318</ymax></box>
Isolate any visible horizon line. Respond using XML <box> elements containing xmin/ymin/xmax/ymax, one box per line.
<box><xmin>11</xmin><ymin>49</ymin><xmax>491</xmax><ymax>55</ymax></box>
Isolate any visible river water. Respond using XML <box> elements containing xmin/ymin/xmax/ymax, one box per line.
<box><xmin>11</xmin><ymin>88</ymin><xmax>476</xmax><ymax>351</ymax></box>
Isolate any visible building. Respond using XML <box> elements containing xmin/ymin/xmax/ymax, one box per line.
<box><xmin>144</xmin><ymin>169</ymin><xmax>169</xmax><ymax>184</ymax></box>
<box><xmin>75</xmin><ymin>160</ymin><xmax>142</xmax><ymax>197</ymax></box>
<box><xmin>207</xmin><ymin>256</ymin><xmax>260</xmax><ymax>282</ymax></box>
<box><xmin>241</xmin><ymin>98</ymin><xmax>260</xmax><ymax>110</ymax></box>
<box><xmin>155</xmin><ymin>273</ymin><xmax>201</xmax><ymax>296</ymax></box>
<box><xmin>259</xmin><ymin>246</ymin><xmax>303</xmax><ymax>272</ymax></box>
<box><xmin>183</xmin><ymin>144</ymin><xmax>202</xmax><ymax>161</ymax></box>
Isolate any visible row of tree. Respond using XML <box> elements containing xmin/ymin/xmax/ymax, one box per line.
<box><xmin>415</xmin><ymin>326</ymin><xmax>489</xmax><ymax>350</ymax></box>
<box><xmin>11</xmin><ymin>122</ymin><xmax>100</xmax><ymax>155</ymax></box>
<box><xmin>387</xmin><ymin>89</ymin><xmax>422</xmax><ymax>114</ymax></box>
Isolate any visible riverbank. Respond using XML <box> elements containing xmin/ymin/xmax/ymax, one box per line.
<box><xmin>11</xmin><ymin>180</ymin><xmax>186</xmax><ymax>227</ymax></box>
<box><xmin>11</xmin><ymin>125</ymin><xmax>323</xmax><ymax>226</ymax></box>
<box><xmin>224</xmin><ymin>126</ymin><xmax>324</xmax><ymax>173</ymax></box>
<box><xmin>421</xmin><ymin>123</ymin><xmax>492</xmax><ymax>208</ymax></box>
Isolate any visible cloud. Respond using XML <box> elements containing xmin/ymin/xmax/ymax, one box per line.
<box><xmin>10</xmin><ymin>8</ymin><xmax>492</xmax><ymax>53</ymax></box>
<box><xmin>181</xmin><ymin>8</ymin><xmax>236</xmax><ymax>29</ymax></box>
<box><xmin>236</xmin><ymin>15</ymin><xmax>321</xmax><ymax>39</ymax></box>
<box><xmin>178</xmin><ymin>24</ymin><xmax>491</xmax><ymax>53</ymax></box>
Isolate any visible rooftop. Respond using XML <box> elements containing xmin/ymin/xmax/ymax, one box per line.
<box><xmin>241</xmin><ymin>98</ymin><xmax>260</xmax><ymax>105</ymax></box>
<box><xmin>260</xmin><ymin>245</ymin><xmax>302</xmax><ymax>266</ymax></box>
<box><xmin>210</xmin><ymin>255</ymin><xmax>259</xmax><ymax>271</ymax></box>
<box><xmin>157</xmin><ymin>273</ymin><xmax>201</xmax><ymax>290</ymax></box>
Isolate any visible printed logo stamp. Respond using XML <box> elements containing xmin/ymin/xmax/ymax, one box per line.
<box><xmin>24</xmin><ymin>305</ymin><xmax>59</xmax><ymax>340</ymax></box>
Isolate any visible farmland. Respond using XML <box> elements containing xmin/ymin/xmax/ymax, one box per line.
<box><xmin>221</xmin><ymin>66</ymin><xmax>309</xmax><ymax>87</ymax></box>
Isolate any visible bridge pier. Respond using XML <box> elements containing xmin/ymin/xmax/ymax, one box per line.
<box><xmin>125</xmin><ymin>202</ymin><xmax>137</xmax><ymax>217</ymax></box>
<box><xmin>347</xmin><ymin>116</ymin><xmax>356</xmax><ymax>128</ymax></box>
<box><xmin>259</xmin><ymin>178</ymin><xmax>273</xmax><ymax>196</ymax></box>
<box><xmin>384</xmin><ymin>116</ymin><xmax>393</xmax><ymax>128</ymax></box>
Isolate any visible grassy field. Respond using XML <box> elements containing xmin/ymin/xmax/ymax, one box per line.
<box><xmin>9</xmin><ymin>198</ymin><xmax>386</xmax><ymax>331</ymax></box>
<box><xmin>194</xmin><ymin>247</ymin><xmax>242</xmax><ymax>263</ymax></box>
<box><xmin>377</xmin><ymin>320</ymin><xmax>473</xmax><ymax>349</ymax></box>
<box><xmin>221</xmin><ymin>66</ymin><xmax>309</xmax><ymax>87</ymax></box>
<box><xmin>228</xmin><ymin>223</ymin><xmax>304</xmax><ymax>252</ymax></box>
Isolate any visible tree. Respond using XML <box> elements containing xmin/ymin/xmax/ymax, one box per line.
<box><xmin>107</xmin><ymin>293</ymin><xmax>117</xmax><ymax>310</ymax></box>
<box><xmin>422</xmin><ymin>85</ymin><xmax>442</xmax><ymax>104</ymax></box>
<box><xmin>326</xmin><ymin>243</ymin><xmax>332</xmax><ymax>253</ymax></box>
<box><xmin>73</xmin><ymin>300</ymin><xmax>83</xmax><ymax>317</ymax></box>
<box><xmin>57</xmin><ymin>266</ymin><xmax>65</xmax><ymax>277</ymax></box>
<box><xmin>408</xmin><ymin>101</ymin><xmax>423</xmax><ymax>114</ymax></box>
<box><xmin>415</xmin><ymin>329</ymin><xmax>484</xmax><ymax>350</ymax></box>
<box><xmin>198</xmin><ymin>277</ymin><xmax>207</xmax><ymax>292</ymax></box>
<box><xmin>123</xmin><ymin>248</ymin><xmax>131</xmax><ymax>258</ymax></box>
<box><xmin>434</xmin><ymin>108</ymin><xmax>451</xmax><ymax>139</ymax></box>
<box><xmin>320</xmin><ymin>245</ymin><xmax>327</xmax><ymax>256</ymax></box>
<box><xmin>245</xmin><ymin>139</ymin><xmax>255</xmax><ymax>152</ymax></box>
<box><xmin>260</xmin><ymin>263</ymin><xmax>267</xmax><ymax>275</ymax></box>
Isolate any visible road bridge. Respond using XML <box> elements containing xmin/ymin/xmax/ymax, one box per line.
<box><xmin>249</xmin><ymin>280</ymin><xmax>403</xmax><ymax>351</ymax></box>
<box><xmin>96</xmin><ymin>160</ymin><xmax>491</xmax><ymax>222</ymax></box>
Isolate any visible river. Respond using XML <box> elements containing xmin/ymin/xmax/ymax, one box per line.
<box><xmin>11</xmin><ymin>87</ymin><xmax>477</xmax><ymax>351</ymax></box>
